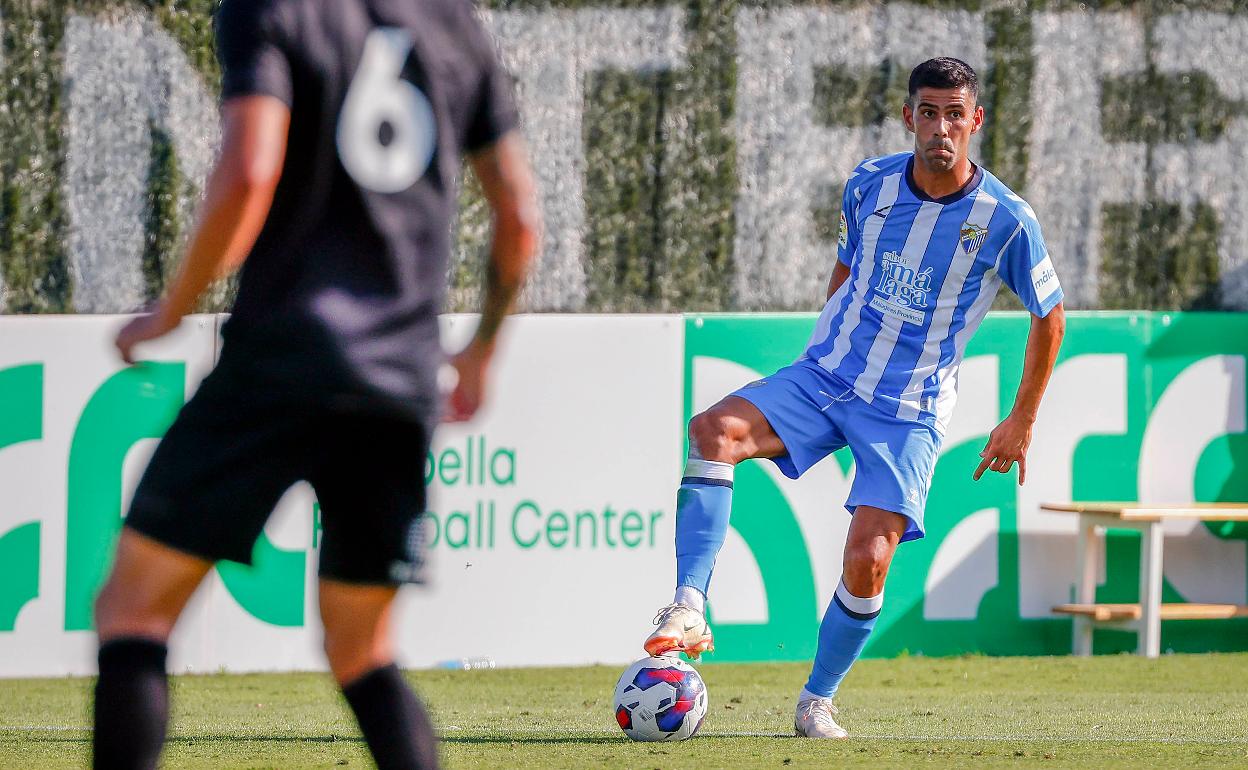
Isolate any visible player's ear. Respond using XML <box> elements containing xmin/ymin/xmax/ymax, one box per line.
<box><xmin>902</xmin><ymin>101</ymin><xmax>915</xmax><ymax>133</ymax></box>
<box><xmin>971</xmin><ymin>104</ymin><xmax>985</xmax><ymax>134</ymax></box>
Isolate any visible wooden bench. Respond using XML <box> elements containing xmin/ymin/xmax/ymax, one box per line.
<box><xmin>1042</xmin><ymin>502</ymin><xmax>1248</xmax><ymax>657</ymax></box>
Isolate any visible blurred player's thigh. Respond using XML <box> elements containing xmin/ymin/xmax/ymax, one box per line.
<box><xmin>124</xmin><ymin>368</ymin><xmax>311</xmax><ymax>568</ymax></box>
<box><xmin>309</xmin><ymin>410</ymin><xmax>433</xmax><ymax>587</ymax></box>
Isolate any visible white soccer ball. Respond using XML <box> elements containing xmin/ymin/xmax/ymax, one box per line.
<box><xmin>612</xmin><ymin>656</ymin><xmax>709</xmax><ymax>741</ymax></box>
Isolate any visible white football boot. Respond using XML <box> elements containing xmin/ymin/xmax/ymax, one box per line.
<box><xmin>794</xmin><ymin>696</ymin><xmax>849</xmax><ymax>739</ymax></box>
<box><xmin>643</xmin><ymin>603</ymin><xmax>714</xmax><ymax>659</ymax></box>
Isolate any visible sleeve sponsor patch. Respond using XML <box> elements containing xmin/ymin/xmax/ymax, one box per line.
<box><xmin>1030</xmin><ymin>255</ymin><xmax>1060</xmax><ymax>304</ymax></box>
<box><xmin>838</xmin><ymin>211</ymin><xmax>849</xmax><ymax>248</ymax></box>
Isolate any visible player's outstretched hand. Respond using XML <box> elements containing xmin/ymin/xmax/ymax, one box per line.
<box><xmin>974</xmin><ymin>413</ymin><xmax>1033</xmax><ymax>484</ymax></box>
<box><xmin>443</xmin><ymin>341</ymin><xmax>493</xmax><ymax>423</ymax></box>
<box><xmin>115</xmin><ymin>305</ymin><xmax>180</xmax><ymax>365</ymax></box>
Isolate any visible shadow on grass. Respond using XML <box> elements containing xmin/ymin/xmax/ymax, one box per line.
<box><xmin>24</xmin><ymin>733</ymin><xmax>633</xmax><ymax>747</ymax></box>
<box><xmin>24</xmin><ymin>734</ymin><xmax>364</xmax><ymax>745</ymax></box>
<box><xmin>441</xmin><ymin>735</ymin><xmax>628</xmax><ymax>745</ymax></box>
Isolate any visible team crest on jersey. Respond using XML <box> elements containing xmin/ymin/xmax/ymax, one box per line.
<box><xmin>838</xmin><ymin>211</ymin><xmax>849</xmax><ymax>248</ymax></box>
<box><xmin>872</xmin><ymin>250</ymin><xmax>932</xmax><ymax>325</ymax></box>
<box><xmin>960</xmin><ymin>223</ymin><xmax>988</xmax><ymax>255</ymax></box>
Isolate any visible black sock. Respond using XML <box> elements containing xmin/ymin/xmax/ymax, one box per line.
<box><xmin>342</xmin><ymin>664</ymin><xmax>439</xmax><ymax>770</ymax></box>
<box><xmin>93</xmin><ymin>638</ymin><xmax>169</xmax><ymax>770</ymax></box>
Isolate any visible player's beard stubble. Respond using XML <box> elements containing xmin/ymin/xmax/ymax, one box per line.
<box><xmin>918</xmin><ymin>137</ymin><xmax>959</xmax><ymax>173</ymax></box>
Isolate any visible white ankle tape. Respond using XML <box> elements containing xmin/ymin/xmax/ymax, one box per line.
<box><xmin>834</xmin><ymin>579</ymin><xmax>883</xmax><ymax>617</ymax></box>
<box><xmin>683</xmin><ymin>459</ymin><xmax>733</xmax><ymax>481</ymax></box>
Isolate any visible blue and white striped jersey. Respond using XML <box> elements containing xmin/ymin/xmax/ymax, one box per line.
<box><xmin>804</xmin><ymin>152</ymin><xmax>1063</xmax><ymax>434</ymax></box>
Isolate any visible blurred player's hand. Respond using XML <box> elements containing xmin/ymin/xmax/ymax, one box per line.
<box><xmin>974</xmin><ymin>414</ymin><xmax>1033</xmax><ymax>484</ymax></box>
<box><xmin>115</xmin><ymin>305</ymin><xmax>180</xmax><ymax>365</ymax></box>
<box><xmin>443</xmin><ymin>342</ymin><xmax>492</xmax><ymax>423</ymax></box>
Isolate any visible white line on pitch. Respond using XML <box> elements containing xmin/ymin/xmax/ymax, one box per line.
<box><xmin>6</xmin><ymin>725</ymin><xmax>1246</xmax><ymax>746</ymax></box>
<box><xmin>437</xmin><ymin>726</ymin><xmax>1248</xmax><ymax>744</ymax></box>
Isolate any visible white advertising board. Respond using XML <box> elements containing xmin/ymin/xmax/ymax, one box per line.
<box><xmin>0</xmin><ymin>314</ymin><xmax>682</xmax><ymax>675</ymax></box>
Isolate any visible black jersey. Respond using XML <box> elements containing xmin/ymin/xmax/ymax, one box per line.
<box><xmin>213</xmin><ymin>0</ymin><xmax>518</xmax><ymax>419</ymax></box>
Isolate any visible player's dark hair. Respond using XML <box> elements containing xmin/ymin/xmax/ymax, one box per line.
<box><xmin>908</xmin><ymin>58</ymin><xmax>979</xmax><ymax>103</ymax></box>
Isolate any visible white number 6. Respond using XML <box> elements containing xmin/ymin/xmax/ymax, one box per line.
<box><xmin>337</xmin><ymin>27</ymin><xmax>437</xmax><ymax>193</ymax></box>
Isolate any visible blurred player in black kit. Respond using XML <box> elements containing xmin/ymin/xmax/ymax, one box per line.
<box><xmin>92</xmin><ymin>1</ymin><xmax>539</xmax><ymax>768</ymax></box>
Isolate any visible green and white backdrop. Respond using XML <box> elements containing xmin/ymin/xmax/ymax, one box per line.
<box><xmin>0</xmin><ymin>1</ymin><xmax>1247</xmax><ymax>674</ymax></box>
<box><xmin>0</xmin><ymin>312</ymin><xmax>1244</xmax><ymax>675</ymax></box>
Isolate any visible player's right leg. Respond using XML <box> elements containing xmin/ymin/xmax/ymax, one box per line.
<box><xmin>91</xmin><ymin>370</ymin><xmax>305</xmax><ymax>770</ymax></box>
<box><xmin>644</xmin><ymin>394</ymin><xmax>788</xmax><ymax>658</ymax></box>
<box><xmin>646</xmin><ymin>364</ymin><xmax>850</xmax><ymax>658</ymax></box>
<box><xmin>92</xmin><ymin>530</ymin><xmax>213</xmax><ymax>770</ymax></box>
<box><xmin>311</xmin><ymin>410</ymin><xmax>438</xmax><ymax>770</ymax></box>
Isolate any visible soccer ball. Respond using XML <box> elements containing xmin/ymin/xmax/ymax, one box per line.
<box><xmin>612</xmin><ymin>656</ymin><xmax>709</xmax><ymax>741</ymax></box>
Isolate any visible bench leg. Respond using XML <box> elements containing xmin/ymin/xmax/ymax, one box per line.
<box><xmin>1137</xmin><ymin>521</ymin><xmax>1163</xmax><ymax>658</ymax></box>
<box><xmin>1073</xmin><ymin>518</ymin><xmax>1097</xmax><ymax>656</ymax></box>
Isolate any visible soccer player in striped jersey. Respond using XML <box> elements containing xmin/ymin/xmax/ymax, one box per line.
<box><xmin>642</xmin><ymin>57</ymin><xmax>1066</xmax><ymax>738</ymax></box>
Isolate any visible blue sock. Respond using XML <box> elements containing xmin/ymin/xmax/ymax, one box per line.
<box><xmin>803</xmin><ymin>579</ymin><xmax>883</xmax><ymax>698</ymax></box>
<box><xmin>674</xmin><ymin>459</ymin><xmax>734</xmax><ymax>603</ymax></box>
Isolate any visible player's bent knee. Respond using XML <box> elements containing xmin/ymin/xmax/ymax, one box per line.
<box><xmin>841</xmin><ymin>542</ymin><xmax>892</xmax><ymax>597</ymax></box>
<box><xmin>688</xmin><ymin>409</ymin><xmax>744</xmax><ymax>464</ymax></box>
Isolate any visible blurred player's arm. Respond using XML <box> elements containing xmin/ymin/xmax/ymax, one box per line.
<box><xmin>826</xmin><ymin>173</ymin><xmax>860</xmax><ymax>301</ymax></box>
<box><xmin>115</xmin><ymin>96</ymin><xmax>290</xmax><ymax>363</ymax></box>
<box><xmin>826</xmin><ymin>261</ymin><xmax>852</xmax><ymax>300</ymax></box>
<box><xmin>445</xmin><ymin>131</ymin><xmax>541</xmax><ymax>422</ymax></box>
<box><xmin>975</xmin><ymin>302</ymin><xmax>1066</xmax><ymax>484</ymax></box>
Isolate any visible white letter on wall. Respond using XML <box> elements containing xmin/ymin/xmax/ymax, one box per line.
<box><xmin>1027</xmin><ymin>12</ymin><xmax>1146</xmax><ymax>308</ymax></box>
<box><xmin>63</xmin><ymin>13</ymin><xmax>217</xmax><ymax>313</ymax></box>
<box><xmin>485</xmin><ymin>9</ymin><xmax>687</xmax><ymax>311</ymax></box>
<box><xmin>1153</xmin><ymin>13</ymin><xmax>1248</xmax><ymax>310</ymax></box>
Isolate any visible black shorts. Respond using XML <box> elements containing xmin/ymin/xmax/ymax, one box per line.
<box><xmin>125</xmin><ymin>367</ymin><xmax>432</xmax><ymax>585</ymax></box>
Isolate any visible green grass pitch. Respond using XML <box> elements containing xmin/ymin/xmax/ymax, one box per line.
<box><xmin>2</xmin><ymin>654</ymin><xmax>1246</xmax><ymax>768</ymax></box>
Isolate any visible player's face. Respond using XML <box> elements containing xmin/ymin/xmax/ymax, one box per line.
<box><xmin>903</xmin><ymin>86</ymin><xmax>984</xmax><ymax>173</ymax></box>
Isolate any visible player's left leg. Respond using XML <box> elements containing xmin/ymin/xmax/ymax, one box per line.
<box><xmin>795</xmin><ymin>506</ymin><xmax>907</xmax><ymax>739</ymax></box>
<box><xmin>311</xmin><ymin>409</ymin><xmax>438</xmax><ymax>770</ymax></box>
<box><xmin>795</xmin><ymin>400</ymin><xmax>939</xmax><ymax>739</ymax></box>
<box><xmin>92</xmin><ymin>529</ymin><xmax>213</xmax><ymax>770</ymax></box>
<box><xmin>319</xmin><ymin>580</ymin><xmax>438</xmax><ymax>770</ymax></box>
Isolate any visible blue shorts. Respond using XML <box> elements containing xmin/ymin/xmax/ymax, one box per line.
<box><xmin>730</xmin><ymin>359</ymin><xmax>941</xmax><ymax>542</ymax></box>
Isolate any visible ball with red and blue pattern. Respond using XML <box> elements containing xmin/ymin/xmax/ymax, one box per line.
<box><xmin>612</xmin><ymin>656</ymin><xmax>709</xmax><ymax>741</ymax></box>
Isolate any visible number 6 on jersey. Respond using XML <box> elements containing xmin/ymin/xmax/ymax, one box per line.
<box><xmin>337</xmin><ymin>27</ymin><xmax>437</xmax><ymax>193</ymax></box>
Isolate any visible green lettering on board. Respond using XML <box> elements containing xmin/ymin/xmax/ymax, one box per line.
<box><xmin>65</xmin><ymin>363</ymin><xmax>184</xmax><ymax>630</ymax></box>
<box><xmin>0</xmin><ymin>363</ymin><xmax>44</xmax><ymax>630</ymax></box>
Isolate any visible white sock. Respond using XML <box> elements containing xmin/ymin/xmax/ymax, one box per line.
<box><xmin>798</xmin><ymin>686</ymin><xmax>830</xmax><ymax>704</ymax></box>
<box><xmin>673</xmin><ymin>585</ymin><xmax>706</xmax><ymax>614</ymax></box>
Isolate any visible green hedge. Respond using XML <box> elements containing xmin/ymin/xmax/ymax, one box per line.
<box><xmin>1</xmin><ymin>0</ymin><xmax>1245</xmax><ymax>313</ymax></box>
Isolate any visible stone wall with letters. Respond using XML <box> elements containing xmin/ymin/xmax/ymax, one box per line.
<box><xmin>1</xmin><ymin>1</ymin><xmax>1246</xmax><ymax>314</ymax></box>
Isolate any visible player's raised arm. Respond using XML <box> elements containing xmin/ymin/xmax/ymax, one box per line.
<box><xmin>445</xmin><ymin>132</ymin><xmax>541</xmax><ymax>422</ymax></box>
<box><xmin>114</xmin><ymin>96</ymin><xmax>291</xmax><ymax>364</ymax></box>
